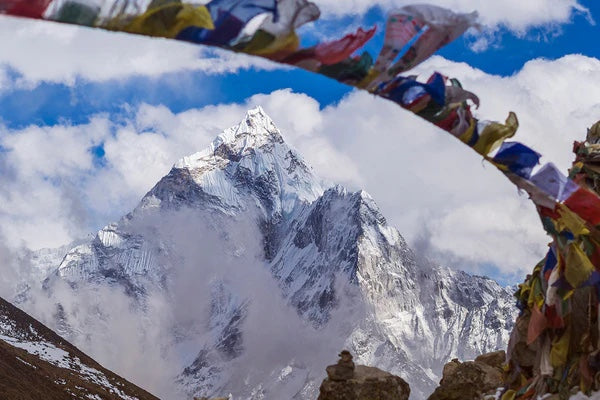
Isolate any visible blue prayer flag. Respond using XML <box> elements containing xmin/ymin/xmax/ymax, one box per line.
<box><xmin>492</xmin><ymin>141</ymin><xmax>541</xmax><ymax>179</ymax></box>
<box><xmin>177</xmin><ymin>0</ymin><xmax>277</xmax><ymax>45</ymax></box>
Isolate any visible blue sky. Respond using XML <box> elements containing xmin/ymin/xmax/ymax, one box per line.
<box><xmin>439</xmin><ymin>1</ymin><xmax>599</xmax><ymax>74</ymax></box>
<box><xmin>0</xmin><ymin>0</ymin><xmax>599</xmax><ymax>283</ymax></box>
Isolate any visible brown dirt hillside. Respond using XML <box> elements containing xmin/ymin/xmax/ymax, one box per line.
<box><xmin>0</xmin><ymin>296</ymin><xmax>160</xmax><ymax>400</ymax></box>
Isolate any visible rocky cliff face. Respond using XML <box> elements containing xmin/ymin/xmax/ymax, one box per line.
<box><xmin>32</xmin><ymin>107</ymin><xmax>517</xmax><ymax>399</ymax></box>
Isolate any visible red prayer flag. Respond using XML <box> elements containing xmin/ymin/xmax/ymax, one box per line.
<box><xmin>1</xmin><ymin>0</ymin><xmax>51</xmax><ymax>18</ymax></box>
<box><xmin>315</xmin><ymin>26</ymin><xmax>376</xmax><ymax>65</ymax></box>
<box><xmin>545</xmin><ymin>305</ymin><xmax>564</xmax><ymax>329</ymax></box>
<box><xmin>564</xmin><ymin>188</ymin><xmax>600</xmax><ymax>226</ymax></box>
<box><xmin>539</xmin><ymin>206</ymin><xmax>560</xmax><ymax>220</ymax></box>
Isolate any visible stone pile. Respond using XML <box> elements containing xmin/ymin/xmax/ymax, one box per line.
<box><xmin>317</xmin><ymin>350</ymin><xmax>410</xmax><ymax>400</ymax></box>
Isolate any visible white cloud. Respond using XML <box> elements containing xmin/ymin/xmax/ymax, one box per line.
<box><xmin>0</xmin><ymin>15</ymin><xmax>280</xmax><ymax>90</ymax></box>
<box><xmin>415</xmin><ymin>55</ymin><xmax>600</xmax><ymax>171</ymax></box>
<box><xmin>0</xmin><ymin>118</ymin><xmax>110</xmax><ymax>249</ymax></box>
<box><xmin>1</xmin><ymin>54</ymin><xmax>599</xmax><ymax>280</ymax></box>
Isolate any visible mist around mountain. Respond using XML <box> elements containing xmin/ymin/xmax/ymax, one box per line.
<box><xmin>5</xmin><ymin>107</ymin><xmax>517</xmax><ymax>399</ymax></box>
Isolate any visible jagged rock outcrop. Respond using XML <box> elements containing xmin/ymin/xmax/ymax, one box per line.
<box><xmin>318</xmin><ymin>351</ymin><xmax>410</xmax><ymax>400</ymax></box>
<box><xmin>427</xmin><ymin>351</ymin><xmax>505</xmax><ymax>400</ymax></box>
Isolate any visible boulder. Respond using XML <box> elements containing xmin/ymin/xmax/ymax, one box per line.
<box><xmin>318</xmin><ymin>351</ymin><xmax>410</xmax><ymax>400</ymax></box>
<box><xmin>428</xmin><ymin>352</ymin><xmax>505</xmax><ymax>400</ymax></box>
<box><xmin>475</xmin><ymin>350</ymin><xmax>506</xmax><ymax>369</ymax></box>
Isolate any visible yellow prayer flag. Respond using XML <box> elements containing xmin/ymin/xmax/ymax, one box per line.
<box><xmin>175</xmin><ymin>5</ymin><xmax>214</xmax><ymax>31</ymax></box>
<box><xmin>556</xmin><ymin>204</ymin><xmax>590</xmax><ymax>237</ymax></box>
<box><xmin>565</xmin><ymin>243</ymin><xmax>595</xmax><ymax>287</ymax></box>
<box><xmin>473</xmin><ymin>112</ymin><xmax>518</xmax><ymax>156</ymax></box>
<box><xmin>501</xmin><ymin>390</ymin><xmax>516</xmax><ymax>400</ymax></box>
<box><xmin>527</xmin><ymin>263</ymin><xmax>545</xmax><ymax>309</ymax></box>
<box><xmin>457</xmin><ymin>118</ymin><xmax>477</xmax><ymax>145</ymax></box>
<box><xmin>249</xmin><ymin>32</ymin><xmax>300</xmax><ymax>56</ymax></box>
<box><xmin>550</xmin><ymin>329</ymin><xmax>570</xmax><ymax>368</ymax></box>
<box><xmin>124</xmin><ymin>4</ymin><xmax>214</xmax><ymax>38</ymax></box>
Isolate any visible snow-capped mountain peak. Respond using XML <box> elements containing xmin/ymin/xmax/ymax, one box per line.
<box><xmin>149</xmin><ymin>107</ymin><xmax>324</xmax><ymax>217</ymax></box>
<box><xmin>35</xmin><ymin>108</ymin><xmax>517</xmax><ymax>400</ymax></box>
<box><xmin>174</xmin><ymin>106</ymin><xmax>282</xmax><ymax>170</ymax></box>
<box><xmin>221</xmin><ymin>105</ymin><xmax>282</xmax><ymax>147</ymax></box>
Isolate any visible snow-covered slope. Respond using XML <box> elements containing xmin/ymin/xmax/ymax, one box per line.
<box><xmin>0</xmin><ymin>296</ymin><xmax>159</xmax><ymax>400</ymax></box>
<box><xmin>35</xmin><ymin>107</ymin><xmax>517</xmax><ymax>399</ymax></box>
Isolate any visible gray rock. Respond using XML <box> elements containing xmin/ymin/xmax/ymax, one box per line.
<box><xmin>318</xmin><ymin>352</ymin><xmax>410</xmax><ymax>400</ymax></box>
<box><xmin>428</xmin><ymin>353</ymin><xmax>505</xmax><ymax>400</ymax></box>
<box><xmin>475</xmin><ymin>350</ymin><xmax>506</xmax><ymax>369</ymax></box>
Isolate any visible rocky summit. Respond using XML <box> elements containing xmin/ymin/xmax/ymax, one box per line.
<box><xmin>27</xmin><ymin>107</ymin><xmax>518</xmax><ymax>399</ymax></box>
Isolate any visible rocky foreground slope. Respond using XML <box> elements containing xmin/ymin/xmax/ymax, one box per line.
<box><xmin>28</xmin><ymin>107</ymin><xmax>517</xmax><ymax>399</ymax></box>
<box><xmin>0</xmin><ymin>296</ymin><xmax>159</xmax><ymax>400</ymax></box>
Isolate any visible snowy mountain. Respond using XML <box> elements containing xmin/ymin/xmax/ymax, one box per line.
<box><xmin>31</xmin><ymin>107</ymin><xmax>517</xmax><ymax>399</ymax></box>
<box><xmin>0</xmin><ymin>295</ymin><xmax>159</xmax><ymax>400</ymax></box>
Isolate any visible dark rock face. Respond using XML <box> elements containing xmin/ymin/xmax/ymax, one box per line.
<box><xmin>318</xmin><ymin>351</ymin><xmax>410</xmax><ymax>400</ymax></box>
<box><xmin>150</xmin><ymin>168</ymin><xmax>223</xmax><ymax>211</ymax></box>
<box><xmin>427</xmin><ymin>351</ymin><xmax>505</xmax><ymax>400</ymax></box>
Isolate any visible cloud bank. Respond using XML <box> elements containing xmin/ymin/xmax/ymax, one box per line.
<box><xmin>0</xmin><ymin>16</ymin><xmax>280</xmax><ymax>91</ymax></box>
